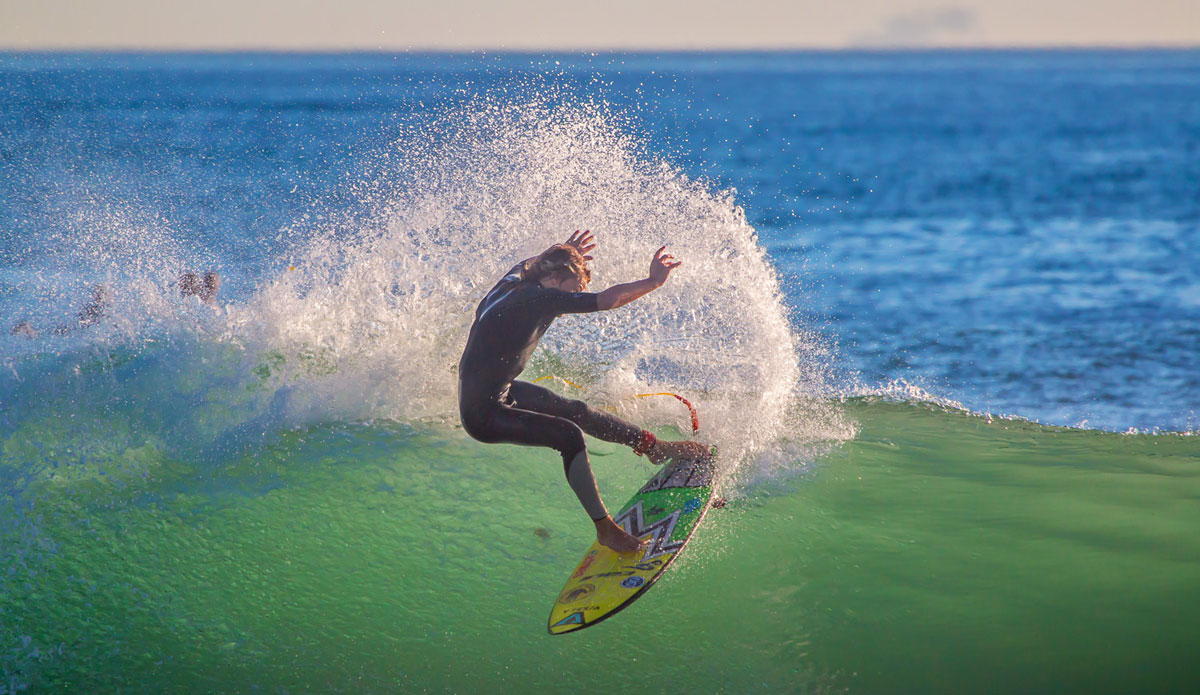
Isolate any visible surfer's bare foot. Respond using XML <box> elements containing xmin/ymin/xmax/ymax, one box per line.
<box><xmin>594</xmin><ymin>516</ymin><xmax>644</xmax><ymax>554</ymax></box>
<box><xmin>646</xmin><ymin>439</ymin><xmax>709</xmax><ymax>466</ymax></box>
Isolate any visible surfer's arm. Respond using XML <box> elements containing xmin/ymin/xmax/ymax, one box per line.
<box><xmin>596</xmin><ymin>246</ymin><xmax>681</xmax><ymax>311</ymax></box>
<box><xmin>596</xmin><ymin>277</ymin><xmax>662</xmax><ymax>311</ymax></box>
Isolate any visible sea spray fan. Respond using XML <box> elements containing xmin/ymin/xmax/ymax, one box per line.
<box><xmin>236</xmin><ymin>100</ymin><xmax>851</xmax><ymax>480</ymax></box>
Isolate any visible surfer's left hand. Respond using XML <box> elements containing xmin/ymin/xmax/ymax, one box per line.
<box><xmin>565</xmin><ymin>229</ymin><xmax>596</xmax><ymax>261</ymax></box>
<box><xmin>648</xmin><ymin>246</ymin><xmax>682</xmax><ymax>287</ymax></box>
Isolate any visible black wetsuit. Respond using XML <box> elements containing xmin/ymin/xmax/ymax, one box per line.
<box><xmin>458</xmin><ymin>263</ymin><xmax>642</xmax><ymax>518</ymax></box>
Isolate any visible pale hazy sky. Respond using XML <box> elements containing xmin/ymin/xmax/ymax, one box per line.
<box><xmin>2</xmin><ymin>0</ymin><xmax>1198</xmax><ymax>50</ymax></box>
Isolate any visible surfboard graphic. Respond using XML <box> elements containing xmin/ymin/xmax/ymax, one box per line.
<box><xmin>548</xmin><ymin>449</ymin><xmax>717</xmax><ymax>634</ymax></box>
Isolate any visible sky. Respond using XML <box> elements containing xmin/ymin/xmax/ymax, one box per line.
<box><xmin>2</xmin><ymin>0</ymin><xmax>1198</xmax><ymax>50</ymax></box>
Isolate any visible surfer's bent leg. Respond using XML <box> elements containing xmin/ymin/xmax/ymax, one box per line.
<box><xmin>506</xmin><ymin>380</ymin><xmax>709</xmax><ymax>465</ymax></box>
<box><xmin>506</xmin><ymin>381</ymin><xmax>643</xmax><ymax>447</ymax></box>
<box><xmin>460</xmin><ymin>401</ymin><xmax>608</xmax><ymax>521</ymax></box>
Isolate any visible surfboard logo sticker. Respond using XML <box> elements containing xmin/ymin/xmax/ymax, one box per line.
<box><xmin>571</xmin><ymin>550</ymin><xmax>598</xmax><ymax>579</ymax></box>
<box><xmin>558</xmin><ymin>584</ymin><xmax>596</xmax><ymax>604</ymax></box>
<box><xmin>552</xmin><ymin>612</ymin><xmax>585</xmax><ymax>628</ymax></box>
<box><xmin>639</xmin><ymin>456</ymin><xmax>715</xmax><ymax>494</ymax></box>
<box><xmin>614</xmin><ymin>501</ymin><xmax>685</xmax><ymax>562</ymax></box>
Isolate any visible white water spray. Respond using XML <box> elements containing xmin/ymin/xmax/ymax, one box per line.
<box><xmin>231</xmin><ymin>100</ymin><xmax>853</xmax><ymax>480</ymax></box>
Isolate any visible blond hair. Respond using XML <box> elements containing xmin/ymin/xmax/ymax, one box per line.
<box><xmin>524</xmin><ymin>244</ymin><xmax>591</xmax><ymax>288</ymax></box>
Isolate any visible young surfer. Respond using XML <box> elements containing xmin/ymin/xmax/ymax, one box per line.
<box><xmin>458</xmin><ymin>230</ymin><xmax>707</xmax><ymax>553</ymax></box>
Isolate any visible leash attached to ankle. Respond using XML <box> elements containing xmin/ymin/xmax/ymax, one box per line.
<box><xmin>632</xmin><ymin>430</ymin><xmax>657</xmax><ymax>457</ymax></box>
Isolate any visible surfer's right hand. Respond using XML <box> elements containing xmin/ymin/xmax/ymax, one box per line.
<box><xmin>564</xmin><ymin>229</ymin><xmax>596</xmax><ymax>261</ymax></box>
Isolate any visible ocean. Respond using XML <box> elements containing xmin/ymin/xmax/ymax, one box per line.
<box><xmin>1</xmin><ymin>50</ymin><xmax>1198</xmax><ymax>693</ymax></box>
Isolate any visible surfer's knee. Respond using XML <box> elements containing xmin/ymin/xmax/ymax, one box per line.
<box><xmin>459</xmin><ymin>407</ymin><xmax>502</xmax><ymax>444</ymax></box>
<box><xmin>460</xmin><ymin>420</ymin><xmax>493</xmax><ymax>444</ymax></box>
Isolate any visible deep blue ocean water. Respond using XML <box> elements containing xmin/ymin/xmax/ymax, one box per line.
<box><xmin>2</xmin><ymin>51</ymin><xmax>1200</xmax><ymax>694</ymax></box>
<box><xmin>3</xmin><ymin>50</ymin><xmax>1198</xmax><ymax>430</ymax></box>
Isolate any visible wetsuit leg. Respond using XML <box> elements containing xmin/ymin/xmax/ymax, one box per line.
<box><xmin>460</xmin><ymin>401</ymin><xmax>608</xmax><ymax>521</ymax></box>
<box><xmin>462</xmin><ymin>400</ymin><xmax>585</xmax><ymax>457</ymax></box>
<box><xmin>507</xmin><ymin>381</ymin><xmax>643</xmax><ymax>447</ymax></box>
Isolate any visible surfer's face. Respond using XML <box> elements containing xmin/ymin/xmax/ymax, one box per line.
<box><xmin>543</xmin><ymin>271</ymin><xmax>588</xmax><ymax>293</ymax></box>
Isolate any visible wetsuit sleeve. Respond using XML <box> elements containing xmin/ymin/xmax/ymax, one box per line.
<box><xmin>539</xmin><ymin>288</ymin><xmax>601</xmax><ymax>315</ymax></box>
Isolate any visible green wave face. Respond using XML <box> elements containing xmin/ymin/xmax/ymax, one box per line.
<box><xmin>3</xmin><ymin>400</ymin><xmax>1199</xmax><ymax>694</ymax></box>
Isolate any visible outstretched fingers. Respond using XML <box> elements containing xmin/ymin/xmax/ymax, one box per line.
<box><xmin>654</xmin><ymin>246</ymin><xmax>681</xmax><ymax>269</ymax></box>
<box><xmin>567</xmin><ymin>229</ymin><xmax>597</xmax><ymax>259</ymax></box>
<box><xmin>649</xmin><ymin>245</ymin><xmax>683</xmax><ymax>284</ymax></box>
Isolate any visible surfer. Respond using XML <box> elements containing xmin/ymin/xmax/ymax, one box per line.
<box><xmin>179</xmin><ymin>270</ymin><xmax>220</xmax><ymax>305</ymax></box>
<box><xmin>10</xmin><ymin>284</ymin><xmax>112</xmax><ymax>338</ymax></box>
<box><xmin>458</xmin><ymin>230</ymin><xmax>708</xmax><ymax>553</ymax></box>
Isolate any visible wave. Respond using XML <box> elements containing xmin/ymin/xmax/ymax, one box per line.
<box><xmin>3</xmin><ymin>396</ymin><xmax>1198</xmax><ymax>693</ymax></box>
<box><xmin>3</xmin><ymin>98</ymin><xmax>850</xmax><ymax>494</ymax></box>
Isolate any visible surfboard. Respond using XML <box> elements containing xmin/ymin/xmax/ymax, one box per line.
<box><xmin>547</xmin><ymin>448</ymin><xmax>718</xmax><ymax>635</ymax></box>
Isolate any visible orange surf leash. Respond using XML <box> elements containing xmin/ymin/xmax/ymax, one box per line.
<box><xmin>634</xmin><ymin>392</ymin><xmax>700</xmax><ymax>434</ymax></box>
<box><xmin>532</xmin><ymin>376</ymin><xmax>700</xmax><ymax>434</ymax></box>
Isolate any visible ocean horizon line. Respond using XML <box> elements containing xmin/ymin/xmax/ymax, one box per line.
<box><xmin>3</xmin><ymin>44</ymin><xmax>1199</xmax><ymax>57</ymax></box>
